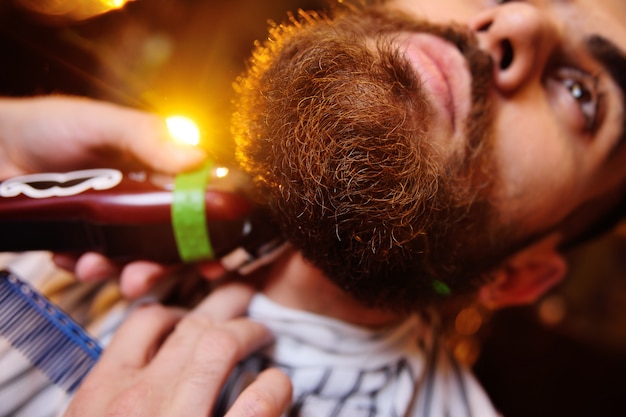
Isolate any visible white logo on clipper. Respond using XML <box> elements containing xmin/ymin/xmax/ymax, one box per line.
<box><xmin>0</xmin><ymin>169</ymin><xmax>123</xmax><ymax>199</ymax></box>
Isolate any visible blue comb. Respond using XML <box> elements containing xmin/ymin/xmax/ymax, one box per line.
<box><xmin>0</xmin><ymin>270</ymin><xmax>102</xmax><ymax>394</ymax></box>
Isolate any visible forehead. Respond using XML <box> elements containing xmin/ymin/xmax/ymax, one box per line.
<box><xmin>557</xmin><ymin>1</ymin><xmax>626</xmax><ymax>46</ymax></box>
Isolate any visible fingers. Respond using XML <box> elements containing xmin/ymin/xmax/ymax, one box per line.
<box><xmin>73</xmin><ymin>252</ymin><xmax>119</xmax><ymax>282</ymax></box>
<box><xmin>147</xmin><ymin>283</ymin><xmax>259</xmax><ymax>374</ymax></box>
<box><xmin>107</xmin><ymin>106</ymin><xmax>206</xmax><ymax>174</ymax></box>
<box><xmin>198</xmin><ymin>260</ymin><xmax>228</xmax><ymax>280</ymax></box>
<box><xmin>143</xmin><ymin>284</ymin><xmax>271</xmax><ymax>414</ymax></box>
<box><xmin>193</xmin><ymin>282</ymin><xmax>255</xmax><ymax>321</ymax></box>
<box><xmin>134</xmin><ymin>138</ymin><xmax>208</xmax><ymax>175</ymax></box>
<box><xmin>226</xmin><ymin>369</ymin><xmax>293</xmax><ymax>417</ymax></box>
<box><xmin>158</xmin><ymin>318</ymin><xmax>273</xmax><ymax>415</ymax></box>
<box><xmin>1</xmin><ymin>95</ymin><xmax>206</xmax><ymax>175</ymax></box>
<box><xmin>66</xmin><ymin>304</ymin><xmax>187</xmax><ymax>417</ymax></box>
<box><xmin>97</xmin><ymin>304</ymin><xmax>186</xmax><ymax>370</ymax></box>
<box><xmin>118</xmin><ymin>261</ymin><xmax>171</xmax><ymax>298</ymax></box>
<box><xmin>72</xmin><ymin>253</ymin><xmax>172</xmax><ymax>299</ymax></box>
<box><xmin>66</xmin><ymin>283</ymin><xmax>285</xmax><ymax>417</ymax></box>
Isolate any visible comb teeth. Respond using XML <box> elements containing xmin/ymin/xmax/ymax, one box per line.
<box><xmin>0</xmin><ymin>270</ymin><xmax>102</xmax><ymax>394</ymax></box>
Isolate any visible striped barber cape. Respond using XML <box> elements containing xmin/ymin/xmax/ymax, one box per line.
<box><xmin>216</xmin><ymin>294</ymin><xmax>503</xmax><ymax>417</ymax></box>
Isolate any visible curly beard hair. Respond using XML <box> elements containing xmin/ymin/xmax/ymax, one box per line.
<box><xmin>233</xmin><ymin>5</ymin><xmax>505</xmax><ymax>312</ymax></box>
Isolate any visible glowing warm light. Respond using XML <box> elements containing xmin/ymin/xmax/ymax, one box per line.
<box><xmin>109</xmin><ymin>0</ymin><xmax>128</xmax><ymax>7</ymax></box>
<box><xmin>538</xmin><ymin>295</ymin><xmax>567</xmax><ymax>326</ymax></box>
<box><xmin>166</xmin><ymin>116</ymin><xmax>201</xmax><ymax>147</ymax></box>
<box><xmin>15</xmin><ymin>0</ymin><xmax>132</xmax><ymax>21</ymax></box>
<box><xmin>215</xmin><ymin>167</ymin><xmax>230</xmax><ymax>178</ymax></box>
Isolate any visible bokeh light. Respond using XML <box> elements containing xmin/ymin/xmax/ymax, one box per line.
<box><xmin>215</xmin><ymin>167</ymin><xmax>230</xmax><ymax>178</ymax></box>
<box><xmin>14</xmin><ymin>0</ymin><xmax>132</xmax><ymax>22</ymax></box>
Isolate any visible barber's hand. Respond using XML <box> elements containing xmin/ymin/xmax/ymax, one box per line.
<box><xmin>0</xmin><ymin>95</ymin><xmax>206</xmax><ymax>177</ymax></box>
<box><xmin>55</xmin><ymin>253</ymin><xmax>227</xmax><ymax>298</ymax></box>
<box><xmin>0</xmin><ymin>95</ymin><xmax>214</xmax><ymax>294</ymax></box>
<box><xmin>63</xmin><ymin>283</ymin><xmax>292</xmax><ymax>417</ymax></box>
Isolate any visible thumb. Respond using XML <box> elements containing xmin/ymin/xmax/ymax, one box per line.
<box><xmin>87</xmin><ymin>100</ymin><xmax>207</xmax><ymax>174</ymax></box>
<box><xmin>127</xmin><ymin>116</ymin><xmax>207</xmax><ymax>174</ymax></box>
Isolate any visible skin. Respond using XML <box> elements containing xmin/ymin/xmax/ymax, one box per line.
<box><xmin>2</xmin><ymin>1</ymin><xmax>624</xmax><ymax>414</ymax></box>
<box><xmin>0</xmin><ymin>96</ymin><xmax>291</xmax><ymax>415</ymax></box>
<box><xmin>64</xmin><ymin>1</ymin><xmax>626</xmax><ymax>413</ymax></box>
<box><xmin>0</xmin><ymin>95</ymin><xmax>240</xmax><ymax>297</ymax></box>
<box><xmin>31</xmin><ymin>1</ymin><xmax>626</xmax><ymax>300</ymax></box>
<box><xmin>7</xmin><ymin>1</ymin><xmax>619</xmax><ymax>310</ymax></box>
<box><xmin>0</xmin><ymin>96</ymin><xmax>206</xmax><ymax>177</ymax></box>
<box><xmin>233</xmin><ymin>0</ymin><xmax>626</xmax><ymax>322</ymax></box>
<box><xmin>63</xmin><ymin>283</ymin><xmax>292</xmax><ymax>417</ymax></box>
<box><xmin>388</xmin><ymin>0</ymin><xmax>626</xmax><ymax>236</ymax></box>
<box><xmin>0</xmin><ymin>95</ymin><xmax>220</xmax><ymax>296</ymax></box>
<box><xmin>3</xmin><ymin>1</ymin><xmax>623</xmax><ymax>317</ymax></box>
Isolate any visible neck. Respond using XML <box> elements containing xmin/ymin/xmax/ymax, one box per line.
<box><xmin>260</xmin><ymin>249</ymin><xmax>405</xmax><ymax>327</ymax></box>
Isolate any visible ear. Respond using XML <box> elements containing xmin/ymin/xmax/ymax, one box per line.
<box><xmin>478</xmin><ymin>234</ymin><xmax>568</xmax><ymax>309</ymax></box>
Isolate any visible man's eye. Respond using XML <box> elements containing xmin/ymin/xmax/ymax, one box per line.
<box><xmin>564</xmin><ymin>79</ymin><xmax>593</xmax><ymax>103</ymax></box>
<box><xmin>556</xmin><ymin>68</ymin><xmax>601</xmax><ymax>132</ymax></box>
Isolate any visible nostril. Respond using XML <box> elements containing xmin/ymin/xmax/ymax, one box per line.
<box><xmin>499</xmin><ymin>39</ymin><xmax>514</xmax><ymax>70</ymax></box>
<box><xmin>477</xmin><ymin>21</ymin><xmax>492</xmax><ymax>32</ymax></box>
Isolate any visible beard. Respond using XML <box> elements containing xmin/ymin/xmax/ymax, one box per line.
<box><xmin>233</xmin><ymin>4</ymin><xmax>510</xmax><ymax>312</ymax></box>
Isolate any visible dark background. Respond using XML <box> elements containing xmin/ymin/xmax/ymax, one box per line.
<box><xmin>2</xmin><ymin>1</ymin><xmax>625</xmax><ymax>415</ymax></box>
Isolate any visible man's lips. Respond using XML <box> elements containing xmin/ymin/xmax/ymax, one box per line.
<box><xmin>401</xmin><ymin>33</ymin><xmax>471</xmax><ymax>136</ymax></box>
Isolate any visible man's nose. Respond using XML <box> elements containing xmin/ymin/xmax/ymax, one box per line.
<box><xmin>470</xmin><ymin>3</ymin><xmax>560</xmax><ymax>94</ymax></box>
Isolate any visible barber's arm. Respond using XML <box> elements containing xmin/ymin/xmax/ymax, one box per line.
<box><xmin>63</xmin><ymin>283</ymin><xmax>292</xmax><ymax>417</ymax></box>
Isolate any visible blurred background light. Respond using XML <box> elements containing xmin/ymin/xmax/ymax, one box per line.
<box><xmin>2</xmin><ymin>1</ymin><xmax>626</xmax><ymax>415</ymax></box>
<box><xmin>13</xmin><ymin>0</ymin><xmax>132</xmax><ymax>23</ymax></box>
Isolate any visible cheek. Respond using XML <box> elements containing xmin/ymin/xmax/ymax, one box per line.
<box><xmin>491</xmin><ymin>106</ymin><xmax>580</xmax><ymax>228</ymax></box>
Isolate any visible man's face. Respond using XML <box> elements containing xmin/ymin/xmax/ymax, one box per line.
<box><xmin>234</xmin><ymin>1</ymin><xmax>626</xmax><ymax>311</ymax></box>
<box><xmin>389</xmin><ymin>0</ymin><xmax>626</xmax><ymax>236</ymax></box>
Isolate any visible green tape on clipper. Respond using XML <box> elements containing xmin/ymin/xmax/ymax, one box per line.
<box><xmin>172</xmin><ymin>163</ymin><xmax>214</xmax><ymax>262</ymax></box>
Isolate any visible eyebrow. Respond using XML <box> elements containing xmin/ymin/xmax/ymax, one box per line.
<box><xmin>586</xmin><ymin>35</ymin><xmax>626</xmax><ymax>159</ymax></box>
